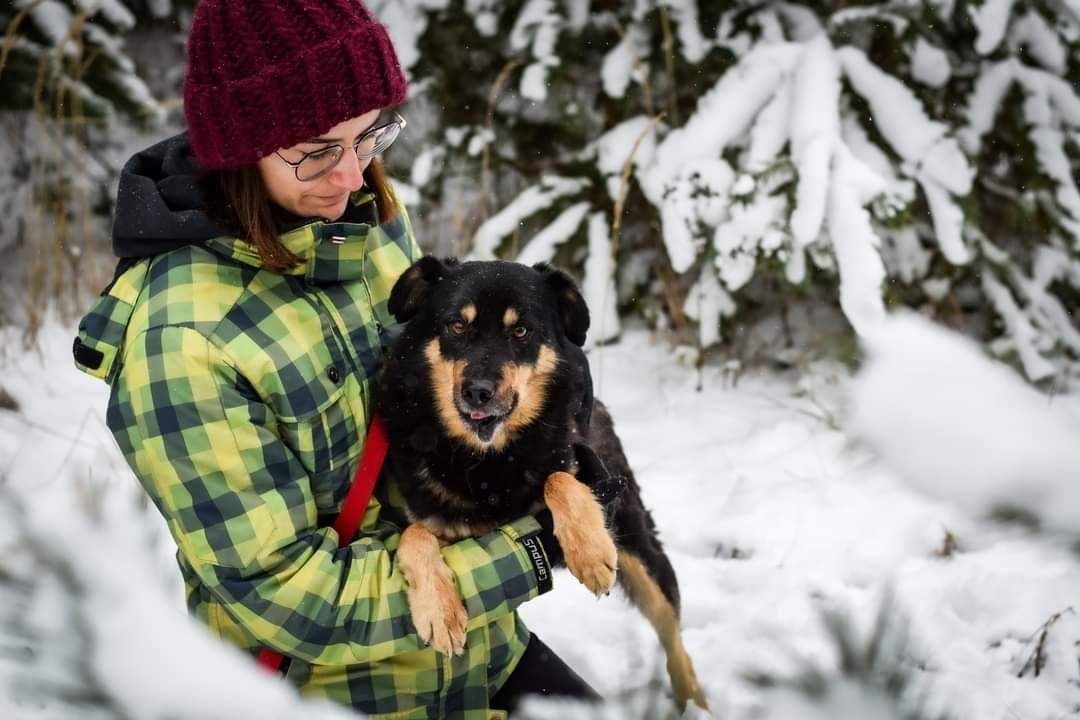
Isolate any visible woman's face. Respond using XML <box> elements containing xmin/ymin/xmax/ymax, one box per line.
<box><xmin>257</xmin><ymin>109</ymin><xmax>382</xmax><ymax>221</ymax></box>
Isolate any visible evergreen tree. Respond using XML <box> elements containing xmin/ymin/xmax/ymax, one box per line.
<box><xmin>0</xmin><ymin>0</ymin><xmax>192</xmax><ymax>332</ymax></box>
<box><xmin>381</xmin><ymin>0</ymin><xmax>1080</xmax><ymax>383</ymax></box>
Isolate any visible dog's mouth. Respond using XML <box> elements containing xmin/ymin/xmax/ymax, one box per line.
<box><xmin>457</xmin><ymin>397</ymin><xmax>517</xmax><ymax>442</ymax></box>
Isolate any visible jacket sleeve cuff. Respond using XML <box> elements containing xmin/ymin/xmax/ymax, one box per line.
<box><xmin>497</xmin><ymin>515</ymin><xmax>558</xmax><ymax>594</ymax></box>
<box><xmin>531</xmin><ymin>509</ymin><xmax>564</xmax><ymax>570</ymax></box>
<box><xmin>440</xmin><ymin>515</ymin><xmax>555</xmax><ymax>629</ymax></box>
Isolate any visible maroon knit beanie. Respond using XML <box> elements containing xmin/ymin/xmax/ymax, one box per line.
<box><xmin>183</xmin><ymin>0</ymin><xmax>407</xmax><ymax>170</ymax></box>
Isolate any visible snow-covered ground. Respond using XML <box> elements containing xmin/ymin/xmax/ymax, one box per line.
<box><xmin>522</xmin><ymin>321</ymin><xmax>1080</xmax><ymax>719</ymax></box>
<box><xmin>2</xmin><ymin>314</ymin><xmax>1079</xmax><ymax>719</ymax></box>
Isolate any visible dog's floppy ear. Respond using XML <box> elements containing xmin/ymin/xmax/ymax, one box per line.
<box><xmin>534</xmin><ymin>262</ymin><xmax>589</xmax><ymax>347</ymax></box>
<box><xmin>389</xmin><ymin>255</ymin><xmax>454</xmax><ymax>323</ymax></box>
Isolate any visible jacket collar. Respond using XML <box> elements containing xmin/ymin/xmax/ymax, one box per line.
<box><xmin>203</xmin><ymin>191</ymin><xmax>381</xmax><ymax>284</ymax></box>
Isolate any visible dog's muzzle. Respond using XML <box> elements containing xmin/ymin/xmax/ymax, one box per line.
<box><xmin>457</xmin><ymin>378</ymin><xmax>516</xmax><ymax>442</ymax></box>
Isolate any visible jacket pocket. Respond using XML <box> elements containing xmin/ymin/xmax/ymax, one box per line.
<box><xmin>276</xmin><ymin>378</ymin><xmax>362</xmax><ymax>512</ymax></box>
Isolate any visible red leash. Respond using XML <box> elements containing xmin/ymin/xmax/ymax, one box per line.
<box><xmin>256</xmin><ymin>413</ymin><xmax>390</xmax><ymax>674</ymax></box>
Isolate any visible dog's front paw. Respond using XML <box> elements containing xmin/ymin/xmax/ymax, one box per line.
<box><xmin>544</xmin><ymin>471</ymin><xmax>618</xmax><ymax>596</ymax></box>
<box><xmin>563</xmin><ymin>527</ymin><xmax>618</xmax><ymax>595</ymax></box>
<box><xmin>407</xmin><ymin>574</ymin><xmax>468</xmax><ymax>656</ymax></box>
<box><xmin>398</xmin><ymin>524</ymin><xmax>468</xmax><ymax>656</ymax></box>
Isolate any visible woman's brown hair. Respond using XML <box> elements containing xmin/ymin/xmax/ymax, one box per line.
<box><xmin>201</xmin><ymin>159</ymin><xmax>399</xmax><ymax>273</ymax></box>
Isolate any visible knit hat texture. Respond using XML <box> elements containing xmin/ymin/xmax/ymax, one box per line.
<box><xmin>183</xmin><ymin>0</ymin><xmax>407</xmax><ymax>170</ymax></box>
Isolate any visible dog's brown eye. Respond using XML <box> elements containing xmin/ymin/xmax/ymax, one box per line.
<box><xmin>448</xmin><ymin>320</ymin><xmax>467</xmax><ymax>336</ymax></box>
<box><xmin>511</xmin><ymin>325</ymin><xmax>528</xmax><ymax>339</ymax></box>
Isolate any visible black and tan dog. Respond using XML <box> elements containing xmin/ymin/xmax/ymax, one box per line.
<box><xmin>378</xmin><ymin>256</ymin><xmax>707</xmax><ymax>711</ymax></box>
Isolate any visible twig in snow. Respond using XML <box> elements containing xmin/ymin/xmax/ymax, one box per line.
<box><xmin>0</xmin><ymin>385</ymin><xmax>17</xmax><ymax>412</ymax></box>
<box><xmin>0</xmin><ymin>0</ymin><xmax>47</xmax><ymax>78</ymax></box>
<box><xmin>478</xmin><ymin>56</ymin><xmax>524</xmax><ymax>226</ymax></box>
<box><xmin>606</xmin><ymin>113</ymin><xmax>689</xmax><ymax>338</ymax></box>
<box><xmin>657</xmin><ymin>6</ymin><xmax>679</xmax><ymax>127</ymax></box>
<box><xmin>759</xmin><ymin>391</ymin><xmax>840</xmax><ymax>431</ymax></box>
<box><xmin>609</xmin><ymin>114</ymin><xmax>663</xmax><ymax>258</ymax></box>
<box><xmin>934</xmin><ymin>528</ymin><xmax>958</xmax><ymax>558</ymax></box>
<box><xmin>1018</xmin><ymin>607</ymin><xmax>1075</xmax><ymax>678</ymax></box>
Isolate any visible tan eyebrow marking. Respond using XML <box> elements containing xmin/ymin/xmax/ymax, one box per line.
<box><xmin>461</xmin><ymin>304</ymin><xmax>477</xmax><ymax>323</ymax></box>
<box><xmin>503</xmin><ymin>307</ymin><xmax>519</xmax><ymax>327</ymax></box>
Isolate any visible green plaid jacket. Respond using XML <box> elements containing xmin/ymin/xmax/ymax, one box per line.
<box><xmin>76</xmin><ymin>193</ymin><xmax>545</xmax><ymax>719</ymax></box>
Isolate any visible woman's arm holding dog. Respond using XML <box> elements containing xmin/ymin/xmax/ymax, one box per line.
<box><xmin>110</xmin><ymin>325</ymin><xmax>555</xmax><ymax>665</ymax></box>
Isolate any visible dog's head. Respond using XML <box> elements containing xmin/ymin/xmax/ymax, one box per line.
<box><xmin>388</xmin><ymin>257</ymin><xmax>589</xmax><ymax>452</ymax></box>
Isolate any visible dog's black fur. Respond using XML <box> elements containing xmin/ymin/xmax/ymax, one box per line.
<box><xmin>377</xmin><ymin>257</ymin><xmax>704</xmax><ymax>709</ymax></box>
<box><xmin>378</xmin><ymin>256</ymin><xmax>680</xmax><ymax>608</ymax></box>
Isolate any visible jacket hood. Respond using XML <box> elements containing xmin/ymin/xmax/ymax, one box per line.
<box><xmin>112</xmin><ymin>132</ymin><xmax>221</xmax><ymax>259</ymax></box>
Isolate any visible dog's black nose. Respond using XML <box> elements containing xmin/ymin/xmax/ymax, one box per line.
<box><xmin>462</xmin><ymin>379</ymin><xmax>495</xmax><ymax>408</ymax></box>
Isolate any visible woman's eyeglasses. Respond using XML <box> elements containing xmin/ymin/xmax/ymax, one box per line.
<box><xmin>275</xmin><ymin>112</ymin><xmax>406</xmax><ymax>182</ymax></box>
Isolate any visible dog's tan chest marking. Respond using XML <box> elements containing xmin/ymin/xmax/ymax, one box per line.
<box><xmin>413</xmin><ymin>466</ymin><xmax>476</xmax><ymax>511</ymax></box>
<box><xmin>406</xmin><ymin>514</ymin><xmax>498</xmax><ymax>542</ymax></box>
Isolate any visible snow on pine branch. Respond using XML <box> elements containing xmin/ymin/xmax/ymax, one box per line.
<box><xmin>1010</xmin><ymin>8</ymin><xmax>1067</xmax><ymax>73</ymax></box>
<box><xmin>397</xmin><ymin>0</ymin><xmax>1080</xmax><ymax>380</ymax></box>
<box><xmin>471</xmin><ymin>176</ymin><xmax>589</xmax><ymax>259</ymax></box>
<box><xmin>962</xmin><ymin>57</ymin><xmax>1080</xmax><ymax>244</ymax></box>
<box><xmin>968</xmin><ymin>0</ymin><xmax>1018</xmax><ymax>55</ymax></box>
<box><xmin>788</xmin><ymin>34</ymin><xmax>841</xmax><ymax>248</ymax></box>
<box><xmin>640</xmin><ymin>42</ymin><xmax>801</xmax><ymax>273</ymax></box>
<box><xmin>636</xmin><ymin>30</ymin><xmax>968</xmax><ymax>336</ymax></box>
<box><xmin>376</xmin><ymin>0</ymin><xmax>504</xmax><ymax>76</ymax></box>
<box><xmin>661</xmin><ymin>0</ymin><xmax>710</xmax><ymax>63</ymax></box>
<box><xmin>683</xmin><ymin>263</ymin><xmax>734</xmax><ymax>349</ymax></box>
<box><xmin>583</xmin><ymin>27</ymin><xmax>979</xmax><ymax>341</ymax></box>
<box><xmin>601</xmin><ymin>23</ymin><xmax>650</xmax><ymax>99</ymax></box>
<box><xmin>582</xmin><ymin>211</ymin><xmax>620</xmax><ymax>347</ymax></box>
<box><xmin>372</xmin><ymin>0</ymin><xmax>432</xmax><ymax>74</ymax></box>
<box><xmin>15</xmin><ymin>0</ymin><xmax>160</xmax><ymax>119</ymax></box>
<box><xmin>594</xmin><ymin>116</ymin><xmax>658</xmax><ymax>201</ymax></box>
<box><xmin>834</xmin><ymin>46</ymin><xmax>973</xmax><ymax>198</ymax></box>
<box><xmin>517</xmin><ymin>201</ymin><xmax>591</xmax><ymax>266</ymax></box>
<box><xmin>510</xmin><ymin>0</ymin><xmax>562</xmax><ymax>101</ymax></box>
<box><xmin>74</xmin><ymin>0</ymin><xmax>135</xmax><ymax>30</ymax></box>
<box><xmin>837</xmin><ymin>46</ymin><xmax>973</xmax><ymax>264</ymax></box>
<box><xmin>827</xmin><ymin>143</ymin><xmax>889</xmax><ymax>335</ymax></box>
<box><xmin>639</xmin><ymin>42</ymin><xmax>801</xmax><ymax>213</ymax></box>
<box><xmin>713</xmin><ymin>172</ymin><xmax>790</xmax><ymax>292</ymax></box>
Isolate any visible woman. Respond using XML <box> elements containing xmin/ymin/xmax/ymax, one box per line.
<box><xmin>73</xmin><ymin>1</ymin><xmax>599</xmax><ymax>717</ymax></box>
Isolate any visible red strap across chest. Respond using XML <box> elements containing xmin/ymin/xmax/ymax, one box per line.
<box><xmin>256</xmin><ymin>412</ymin><xmax>389</xmax><ymax>674</ymax></box>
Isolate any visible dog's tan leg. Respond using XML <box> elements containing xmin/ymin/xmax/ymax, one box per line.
<box><xmin>396</xmin><ymin>523</ymin><xmax>468</xmax><ymax>656</ymax></box>
<box><xmin>618</xmin><ymin>550</ymin><xmax>709</xmax><ymax>712</ymax></box>
<box><xmin>543</xmin><ymin>471</ymin><xmax>617</xmax><ymax>595</ymax></box>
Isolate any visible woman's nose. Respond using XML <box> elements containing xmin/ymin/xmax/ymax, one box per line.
<box><xmin>328</xmin><ymin>151</ymin><xmax>368</xmax><ymax>191</ymax></box>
